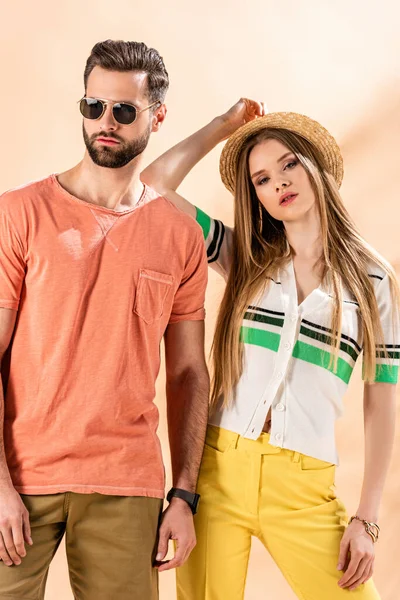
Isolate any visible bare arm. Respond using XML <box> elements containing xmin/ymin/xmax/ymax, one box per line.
<box><xmin>357</xmin><ymin>382</ymin><xmax>396</xmax><ymax>521</ymax></box>
<box><xmin>156</xmin><ymin>320</ymin><xmax>210</xmax><ymax>572</ymax></box>
<box><xmin>338</xmin><ymin>382</ymin><xmax>396</xmax><ymax>590</ymax></box>
<box><xmin>164</xmin><ymin>320</ymin><xmax>210</xmax><ymax>491</ymax></box>
<box><xmin>0</xmin><ymin>308</ymin><xmax>33</xmax><ymax>567</ymax></box>
<box><xmin>141</xmin><ymin>99</ymin><xmax>266</xmax><ymax>216</ymax></box>
<box><xmin>0</xmin><ymin>308</ymin><xmax>17</xmax><ymax>488</ymax></box>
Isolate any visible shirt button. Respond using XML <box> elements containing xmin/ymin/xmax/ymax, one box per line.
<box><xmin>284</xmin><ymin>342</ymin><xmax>292</xmax><ymax>351</ymax></box>
<box><xmin>275</xmin><ymin>371</ymin><xmax>283</xmax><ymax>380</ymax></box>
<box><xmin>275</xmin><ymin>433</ymin><xmax>283</xmax><ymax>442</ymax></box>
<box><xmin>276</xmin><ymin>403</ymin><xmax>285</xmax><ymax>412</ymax></box>
<box><xmin>290</xmin><ymin>314</ymin><xmax>297</xmax><ymax>322</ymax></box>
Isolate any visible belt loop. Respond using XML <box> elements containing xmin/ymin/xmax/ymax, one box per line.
<box><xmin>229</xmin><ymin>432</ymin><xmax>240</xmax><ymax>450</ymax></box>
<box><xmin>292</xmin><ymin>451</ymin><xmax>301</xmax><ymax>463</ymax></box>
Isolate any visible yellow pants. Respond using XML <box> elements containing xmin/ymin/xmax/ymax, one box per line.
<box><xmin>177</xmin><ymin>425</ymin><xmax>380</xmax><ymax>600</ymax></box>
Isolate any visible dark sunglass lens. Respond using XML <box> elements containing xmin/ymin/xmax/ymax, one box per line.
<box><xmin>113</xmin><ymin>103</ymin><xmax>137</xmax><ymax>125</ymax></box>
<box><xmin>80</xmin><ymin>98</ymin><xmax>104</xmax><ymax>120</ymax></box>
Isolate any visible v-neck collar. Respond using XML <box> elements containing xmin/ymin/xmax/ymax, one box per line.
<box><xmin>279</xmin><ymin>258</ymin><xmax>331</xmax><ymax>317</ymax></box>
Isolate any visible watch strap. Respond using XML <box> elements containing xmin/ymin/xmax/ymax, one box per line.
<box><xmin>166</xmin><ymin>487</ymin><xmax>200</xmax><ymax>515</ymax></box>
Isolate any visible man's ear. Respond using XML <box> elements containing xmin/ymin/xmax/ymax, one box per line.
<box><xmin>151</xmin><ymin>104</ymin><xmax>167</xmax><ymax>133</ymax></box>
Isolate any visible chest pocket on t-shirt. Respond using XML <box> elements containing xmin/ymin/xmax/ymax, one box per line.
<box><xmin>134</xmin><ymin>268</ymin><xmax>174</xmax><ymax>324</ymax></box>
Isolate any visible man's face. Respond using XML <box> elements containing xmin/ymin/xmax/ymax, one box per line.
<box><xmin>82</xmin><ymin>66</ymin><xmax>161</xmax><ymax>169</ymax></box>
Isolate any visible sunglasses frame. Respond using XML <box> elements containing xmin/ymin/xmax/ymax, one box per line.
<box><xmin>78</xmin><ymin>96</ymin><xmax>161</xmax><ymax>125</ymax></box>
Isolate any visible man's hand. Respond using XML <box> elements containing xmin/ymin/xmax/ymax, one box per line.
<box><xmin>155</xmin><ymin>498</ymin><xmax>196</xmax><ymax>572</ymax></box>
<box><xmin>219</xmin><ymin>98</ymin><xmax>268</xmax><ymax>139</ymax></box>
<box><xmin>0</xmin><ymin>485</ymin><xmax>32</xmax><ymax>566</ymax></box>
<box><xmin>337</xmin><ymin>520</ymin><xmax>375</xmax><ymax>590</ymax></box>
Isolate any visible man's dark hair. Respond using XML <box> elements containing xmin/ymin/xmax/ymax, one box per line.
<box><xmin>84</xmin><ymin>39</ymin><xmax>169</xmax><ymax>103</ymax></box>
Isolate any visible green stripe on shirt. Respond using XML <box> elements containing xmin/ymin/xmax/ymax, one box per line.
<box><xmin>362</xmin><ymin>357</ymin><xmax>399</xmax><ymax>383</ymax></box>
<box><xmin>292</xmin><ymin>340</ymin><xmax>354</xmax><ymax>384</ymax></box>
<box><xmin>195</xmin><ymin>207</ymin><xmax>211</xmax><ymax>240</ymax></box>
<box><xmin>373</xmin><ymin>364</ymin><xmax>399</xmax><ymax>383</ymax></box>
<box><xmin>240</xmin><ymin>326</ymin><xmax>281</xmax><ymax>353</ymax></box>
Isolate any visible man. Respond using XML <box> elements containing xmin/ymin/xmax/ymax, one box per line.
<box><xmin>0</xmin><ymin>39</ymin><xmax>209</xmax><ymax>599</ymax></box>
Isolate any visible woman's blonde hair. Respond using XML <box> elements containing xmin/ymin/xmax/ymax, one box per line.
<box><xmin>211</xmin><ymin>128</ymin><xmax>400</xmax><ymax>407</ymax></box>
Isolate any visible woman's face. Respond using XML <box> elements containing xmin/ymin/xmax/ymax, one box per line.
<box><xmin>248</xmin><ymin>138</ymin><xmax>317</xmax><ymax>222</ymax></box>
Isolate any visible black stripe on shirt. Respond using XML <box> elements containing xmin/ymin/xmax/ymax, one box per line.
<box><xmin>244</xmin><ymin>311</ymin><xmax>284</xmax><ymax>328</ymax></box>
<box><xmin>376</xmin><ymin>350</ymin><xmax>400</xmax><ymax>359</ymax></box>
<box><xmin>302</xmin><ymin>318</ymin><xmax>362</xmax><ymax>353</ymax></box>
<box><xmin>247</xmin><ymin>306</ymin><xmax>285</xmax><ymax>317</ymax></box>
<box><xmin>327</xmin><ymin>294</ymin><xmax>359</xmax><ymax>306</ymax></box>
<box><xmin>207</xmin><ymin>219</ymin><xmax>225</xmax><ymax>264</ymax></box>
<box><xmin>376</xmin><ymin>344</ymin><xmax>400</xmax><ymax>349</ymax></box>
<box><xmin>300</xmin><ymin>325</ymin><xmax>360</xmax><ymax>362</ymax></box>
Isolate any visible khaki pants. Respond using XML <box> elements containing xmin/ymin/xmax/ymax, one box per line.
<box><xmin>0</xmin><ymin>492</ymin><xmax>163</xmax><ymax>600</ymax></box>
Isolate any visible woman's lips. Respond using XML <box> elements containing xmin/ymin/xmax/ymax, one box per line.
<box><xmin>280</xmin><ymin>193</ymin><xmax>298</xmax><ymax>206</ymax></box>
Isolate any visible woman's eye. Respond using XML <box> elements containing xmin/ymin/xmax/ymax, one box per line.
<box><xmin>284</xmin><ymin>160</ymin><xmax>298</xmax><ymax>170</ymax></box>
<box><xmin>257</xmin><ymin>177</ymin><xmax>269</xmax><ymax>186</ymax></box>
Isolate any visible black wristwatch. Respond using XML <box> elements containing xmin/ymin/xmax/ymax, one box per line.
<box><xmin>166</xmin><ymin>487</ymin><xmax>200</xmax><ymax>515</ymax></box>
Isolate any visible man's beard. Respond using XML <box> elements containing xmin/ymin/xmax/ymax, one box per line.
<box><xmin>83</xmin><ymin>124</ymin><xmax>151</xmax><ymax>169</ymax></box>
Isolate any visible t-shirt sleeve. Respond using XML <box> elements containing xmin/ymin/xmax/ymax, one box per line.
<box><xmin>362</xmin><ymin>273</ymin><xmax>400</xmax><ymax>384</ymax></box>
<box><xmin>168</xmin><ymin>226</ymin><xmax>208</xmax><ymax>324</ymax></box>
<box><xmin>0</xmin><ymin>210</ymin><xmax>26</xmax><ymax>311</ymax></box>
<box><xmin>195</xmin><ymin>207</ymin><xmax>233</xmax><ymax>280</ymax></box>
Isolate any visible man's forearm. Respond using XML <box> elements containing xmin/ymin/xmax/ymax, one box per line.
<box><xmin>166</xmin><ymin>367</ymin><xmax>210</xmax><ymax>492</ymax></box>
<box><xmin>0</xmin><ymin>311</ymin><xmax>18</xmax><ymax>490</ymax></box>
<box><xmin>141</xmin><ymin>115</ymin><xmax>232</xmax><ymax>194</ymax></box>
<box><xmin>356</xmin><ymin>385</ymin><xmax>397</xmax><ymax>522</ymax></box>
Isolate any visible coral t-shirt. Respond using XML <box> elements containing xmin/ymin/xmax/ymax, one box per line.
<box><xmin>0</xmin><ymin>175</ymin><xmax>207</xmax><ymax>498</ymax></box>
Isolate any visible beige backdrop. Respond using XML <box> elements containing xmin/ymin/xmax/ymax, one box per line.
<box><xmin>1</xmin><ymin>0</ymin><xmax>400</xmax><ymax>598</ymax></box>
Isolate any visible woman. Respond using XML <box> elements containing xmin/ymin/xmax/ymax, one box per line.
<box><xmin>142</xmin><ymin>100</ymin><xmax>399</xmax><ymax>599</ymax></box>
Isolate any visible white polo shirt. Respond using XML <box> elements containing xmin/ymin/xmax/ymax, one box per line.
<box><xmin>196</xmin><ymin>208</ymin><xmax>399</xmax><ymax>464</ymax></box>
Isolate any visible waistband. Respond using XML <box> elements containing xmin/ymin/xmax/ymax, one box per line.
<box><xmin>206</xmin><ymin>424</ymin><xmax>301</xmax><ymax>462</ymax></box>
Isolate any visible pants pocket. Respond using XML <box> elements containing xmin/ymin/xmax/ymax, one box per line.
<box><xmin>300</xmin><ymin>454</ymin><xmax>335</xmax><ymax>471</ymax></box>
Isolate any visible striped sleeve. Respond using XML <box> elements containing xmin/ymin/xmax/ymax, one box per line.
<box><xmin>363</xmin><ymin>273</ymin><xmax>400</xmax><ymax>383</ymax></box>
<box><xmin>195</xmin><ymin>207</ymin><xmax>233</xmax><ymax>280</ymax></box>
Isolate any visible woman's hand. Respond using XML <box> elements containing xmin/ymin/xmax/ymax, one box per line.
<box><xmin>337</xmin><ymin>520</ymin><xmax>375</xmax><ymax>590</ymax></box>
<box><xmin>219</xmin><ymin>98</ymin><xmax>267</xmax><ymax>139</ymax></box>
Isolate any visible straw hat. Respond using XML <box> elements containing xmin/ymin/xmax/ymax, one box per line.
<box><xmin>219</xmin><ymin>112</ymin><xmax>344</xmax><ymax>194</ymax></box>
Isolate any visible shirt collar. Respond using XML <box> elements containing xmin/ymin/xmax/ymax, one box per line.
<box><xmin>279</xmin><ymin>258</ymin><xmax>333</xmax><ymax>317</ymax></box>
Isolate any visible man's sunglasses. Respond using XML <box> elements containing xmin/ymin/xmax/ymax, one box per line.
<box><xmin>79</xmin><ymin>97</ymin><xmax>161</xmax><ymax>125</ymax></box>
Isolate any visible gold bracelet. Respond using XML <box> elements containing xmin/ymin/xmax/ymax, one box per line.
<box><xmin>349</xmin><ymin>515</ymin><xmax>380</xmax><ymax>543</ymax></box>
